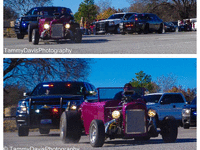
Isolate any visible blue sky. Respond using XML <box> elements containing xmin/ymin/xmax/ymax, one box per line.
<box><xmin>53</xmin><ymin>0</ymin><xmax>130</xmax><ymax>14</ymax></box>
<box><xmin>87</xmin><ymin>58</ymin><xmax>196</xmax><ymax>90</ymax></box>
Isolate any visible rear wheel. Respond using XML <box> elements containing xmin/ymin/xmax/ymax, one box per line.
<box><xmin>18</xmin><ymin>126</ymin><xmax>29</xmax><ymax>136</ymax></box>
<box><xmin>39</xmin><ymin>128</ymin><xmax>50</xmax><ymax>134</ymax></box>
<box><xmin>89</xmin><ymin>120</ymin><xmax>105</xmax><ymax>147</ymax></box>
<box><xmin>60</xmin><ymin>111</ymin><xmax>82</xmax><ymax>143</ymax></box>
<box><xmin>17</xmin><ymin>34</ymin><xmax>24</xmax><ymax>39</ymax></box>
<box><xmin>160</xmin><ymin>116</ymin><xmax>178</xmax><ymax>143</ymax></box>
<box><xmin>143</xmin><ymin>24</ymin><xmax>149</xmax><ymax>34</ymax></box>
<box><xmin>32</xmin><ymin>29</ymin><xmax>39</xmax><ymax>45</ymax></box>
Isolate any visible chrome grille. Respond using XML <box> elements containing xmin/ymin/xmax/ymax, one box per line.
<box><xmin>96</xmin><ymin>22</ymin><xmax>106</xmax><ymax>32</ymax></box>
<box><xmin>126</xmin><ymin>109</ymin><xmax>146</xmax><ymax>134</ymax></box>
<box><xmin>51</xmin><ymin>24</ymin><xmax>64</xmax><ymax>38</ymax></box>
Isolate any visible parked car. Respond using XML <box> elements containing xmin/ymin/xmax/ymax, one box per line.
<box><xmin>14</xmin><ymin>6</ymin><xmax>71</xmax><ymax>39</ymax></box>
<box><xmin>143</xmin><ymin>93</ymin><xmax>187</xmax><ymax>127</ymax></box>
<box><xmin>16</xmin><ymin>81</ymin><xmax>97</xmax><ymax>136</ymax></box>
<box><xmin>182</xmin><ymin>97</ymin><xmax>197</xmax><ymax>129</ymax></box>
<box><xmin>60</xmin><ymin>87</ymin><xmax>178</xmax><ymax>147</ymax></box>
<box><xmin>95</xmin><ymin>12</ymin><xmax>136</xmax><ymax>34</ymax></box>
<box><xmin>164</xmin><ymin>22</ymin><xmax>175</xmax><ymax>32</ymax></box>
<box><xmin>29</xmin><ymin>8</ymin><xmax>82</xmax><ymax>44</ymax></box>
<box><xmin>119</xmin><ymin>13</ymin><xmax>164</xmax><ymax>34</ymax></box>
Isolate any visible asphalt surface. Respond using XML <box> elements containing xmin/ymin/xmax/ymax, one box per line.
<box><xmin>4</xmin><ymin>127</ymin><xmax>196</xmax><ymax>150</ymax></box>
<box><xmin>4</xmin><ymin>32</ymin><xmax>196</xmax><ymax>54</ymax></box>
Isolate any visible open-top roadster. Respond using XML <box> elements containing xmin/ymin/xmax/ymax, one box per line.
<box><xmin>60</xmin><ymin>87</ymin><xmax>178</xmax><ymax>147</ymax></box>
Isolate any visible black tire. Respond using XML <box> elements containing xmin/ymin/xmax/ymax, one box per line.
<box><xmin>160</xmin><ymin>116</ymin><xmax>178</xmax><ymax>143</ymax></box>
<box><xmin>28</xmin><ymin>24</ymin><xmax>33</xmax><ymax>42</ymax></box>
<box><xmin>39</xmin><ymin>128</ymin><xmax>50</xmax><ymax>134</ymax></box>
<box><xmin>60</xmin><ymin>111</ymin><xmax>82</xmax><ymax>143</ymax></box>
<box><xmin>183</xmin><ymin>123</ymin><xmax>190</xmax><ymax>129</ymax></box>
<box><xmin>143</xmin><ymin>24</ymin><xmax>149</xmax><ymax>34</ymax></box>
<box><xmin>158</xmin><ymin>23</ymin><xmax>164</xmax><ymax>34</ymax></box>
<box><xmin>73</xmin><ymin>28</ymin><xmax>82</xmax><ymax>43</ymax></box>
<box><xmin>32</xmin><ymin>29</ymin><xmax>39</xmax><ymax>45</ymax></box>
<box><xmin>17</xmin><ymin>34</ymin><xmax>24</xmax><ymax>39</ymax></box>
<box><xmin>18</xmin><ymin>126</ymin><xmax>29</xmax><ymax>136</ymax></box>
<box><xmin>89</xmin><ymin>120</ymin><xmax>105</xmax><ymax>147</ymax></box>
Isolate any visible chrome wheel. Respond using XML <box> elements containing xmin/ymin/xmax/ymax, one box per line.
<box><xmin>90</xmin><ymin>124</ymin><xmax>97</xmax><ymax>144</ymax></box>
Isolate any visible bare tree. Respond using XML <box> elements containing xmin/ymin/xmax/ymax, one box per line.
<box><xmin>4</xmin><ymin>0</ymin><xmax>53</xmax><ymax>15</ymax></box>
<box><xmin>96</xmin><ymin>0</ymin><xmax>112</xmax><ymax>13</ymax></box>
<box><xmin>4</xmin><ymin>58</ymin><xmax>91</xmax><ymax>91</ymax></box>
<box><xmin>157</xmin><ymin>73</ymin><xmax>177</xmax><ymax>92</ymax></box>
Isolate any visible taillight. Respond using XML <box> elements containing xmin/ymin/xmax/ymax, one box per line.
<box><xmin>52</xmin><ymin>108</ymin><xmax>58</xmax><ymax>113</ymax></box>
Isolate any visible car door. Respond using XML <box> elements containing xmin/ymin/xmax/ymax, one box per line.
<box><xmin>158</xmin><ymin>95</ymin><xmax>175</xmax><ymax>120</ymax></box>
<box><xmin>170</xmin><ymin>94</ymin><xmax>186</xmax><ymax>120</ymax></box>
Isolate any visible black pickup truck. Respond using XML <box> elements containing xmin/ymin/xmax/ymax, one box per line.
<box><xmin>16</xmin><ymin>81</ymin><xmax>97</xmax><ymax>136</ymax></box>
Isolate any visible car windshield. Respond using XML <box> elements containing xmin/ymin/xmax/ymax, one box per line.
<box><xmin>98</xmin><ymin>87</ymin><xmax>124</xmax><ymax>101</ymax></box>
<box><xmin>108</xmin><ymin>14</ymin><xmax>124</xmax><ymax>19</ymax></box>
<box><xmin>191</xmin><ymin>97</ymin><xmax>196</xmax><ymax>105</ymax></box>
<box><xmin>144</xmin><ymin>95</ymin><xmax>162</xmax><ymax>103</ymax></box>
<box><xmin>31</xmin><ymin>82</ymin><xmax>84</xmax><ymax>96</ymax></box>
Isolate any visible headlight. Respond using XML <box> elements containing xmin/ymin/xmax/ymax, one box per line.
<box><xmin>65</xmin><ymin>23</ymin><xmax>70</xmax><ymax>29</ymax></box>
<box><xmin>17</xmin><ymin>106</ymin><xmax>27</xmax><ymax>113</ymax></box>
<box><xmin>70</xmin><ymin>105</ymin><xmax>77</xmax><ymax>110</ymax></box>
<box><xmin>182</xmin><ymin>109</ymin><xmax>191</xmax><ymax>116</ymax></box>
<box><xmin>148</xmin><ymin>109</ymin><xmax>156</xmax><ymax>117</ymax></box>
<box><xmin>44</xmin><ymin>24</ymin><xmax>50</xmax><ymax>29</ymax></box>
<box><xmin>112</xmin><ymin>110</ymin><xmax>121</xmax><ymax>119</ymax></box>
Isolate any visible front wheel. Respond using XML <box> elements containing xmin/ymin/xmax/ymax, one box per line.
<box><xmin>18</xmin><ymin>126</ymin><xmax>29</xmax><ymax>136</ymax></box>
<box><xmin>160</xmin><ymin>116</ymin><xmax>178</xmax><ymax>143</ymax></box>
<box><xmin>60</xmin><ymin>111</ymin><xmax>82</xmax><ymax>143</ymax></box>
<box><xmin>32</xmin><ymin>29</ymin><xmax>39</xmax><ymax>45</ymax></box>
<box><xmin>89</xmin><ymin>120</ymin><xmax>105</xmax><ymax>147</ymax></box>
<box><xmin>183</xmin><ymin>123</ymin><xmax>190</xmax><ymax>129</ymax></box>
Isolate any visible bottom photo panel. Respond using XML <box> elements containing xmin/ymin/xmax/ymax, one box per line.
<box><xmin>4</xmin><ymin>58</ymin><xmax>196</xmax><ymax>150</ymax></box>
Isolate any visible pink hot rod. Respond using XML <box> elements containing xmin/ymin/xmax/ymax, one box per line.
<box><xmin>60</xmin><ymin>87</ymin><xmax>178</xmax><ymax>147</ymax></box>
<box><xmin>28</xmin><ymin>8</ymin><xmax>82</xmax><ymax>45</ymax></box>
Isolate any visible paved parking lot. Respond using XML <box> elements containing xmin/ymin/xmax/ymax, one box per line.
<box><xmin>4</xmin><ymin>127</ymin><xmax>196</xmax><ymax>150</ymax></box>
<box><xmin>4</xmin><ymin>32</ymin><xmax>196</xmax><ymax>54</ymax></box>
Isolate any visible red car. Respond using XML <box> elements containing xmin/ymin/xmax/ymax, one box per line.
<box><xmin>29</xmin><ymin>10</ymin><xmax>82</xmax><ymax>45</ymax></box>
<box><xmin>60</xmin><ymin>87</ymin><xmax>178</xmax><ymax>147</ymax></box>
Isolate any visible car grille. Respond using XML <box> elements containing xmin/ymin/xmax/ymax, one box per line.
<box><xmin>126</xmin><ymin>109</ymin><xmax>146</xmax><ymax>134</ymax></box>
<box><xmin>51</xmin><ymin>24</ymin><xmax>64</xmax><ymax>38</ymax></box>
<box><xmin>96</xmin><ymin>22</ymin><xmax>106</xmax><ymax>32</ymax></box>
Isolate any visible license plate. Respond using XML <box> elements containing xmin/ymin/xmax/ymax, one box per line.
<box><xmin>40</xmin><ymin>119</ymin><xmax>52</xmax><ymax>124</ymax></box>
<box><xmin>127</xmin><ymin>27</ymin><xmax>132</xmax><ymax>30</ymax></box>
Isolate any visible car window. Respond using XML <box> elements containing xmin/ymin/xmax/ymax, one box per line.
<box><xmin>162</xmin><ymin>94</ymin><xmax>184</xmax><ymax>103</ymax></box>
<box><xmin>108</xmin><ymin>14</ymin><xmax>124</xmax><ymax>19</ymax></box>
<box><xmin>124</xmin><ymin>13</ymin><xmax>135</xmax><ymax>20</ymax></box>
<box><xmin>144</xmin><ymin>95</ymin><xmax>162</xmax><ymax>103</ymax></box>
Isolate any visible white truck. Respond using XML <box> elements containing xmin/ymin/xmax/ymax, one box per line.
<box><xmin>144</xmin><ymin>93</ymin><xmax>187</xmax><ymax>127</ymax></box>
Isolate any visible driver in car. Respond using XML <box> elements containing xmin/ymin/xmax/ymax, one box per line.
<box><xmin>114</xmin><ymin>83</ymin><xmax>140</xmax><ymax>100</ymax></box>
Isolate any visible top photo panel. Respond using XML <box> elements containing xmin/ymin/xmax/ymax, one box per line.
<box><xmin>3</xmin><ymin>0</ymin><xmax>197</xmax><ymax>54</ymax></box>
